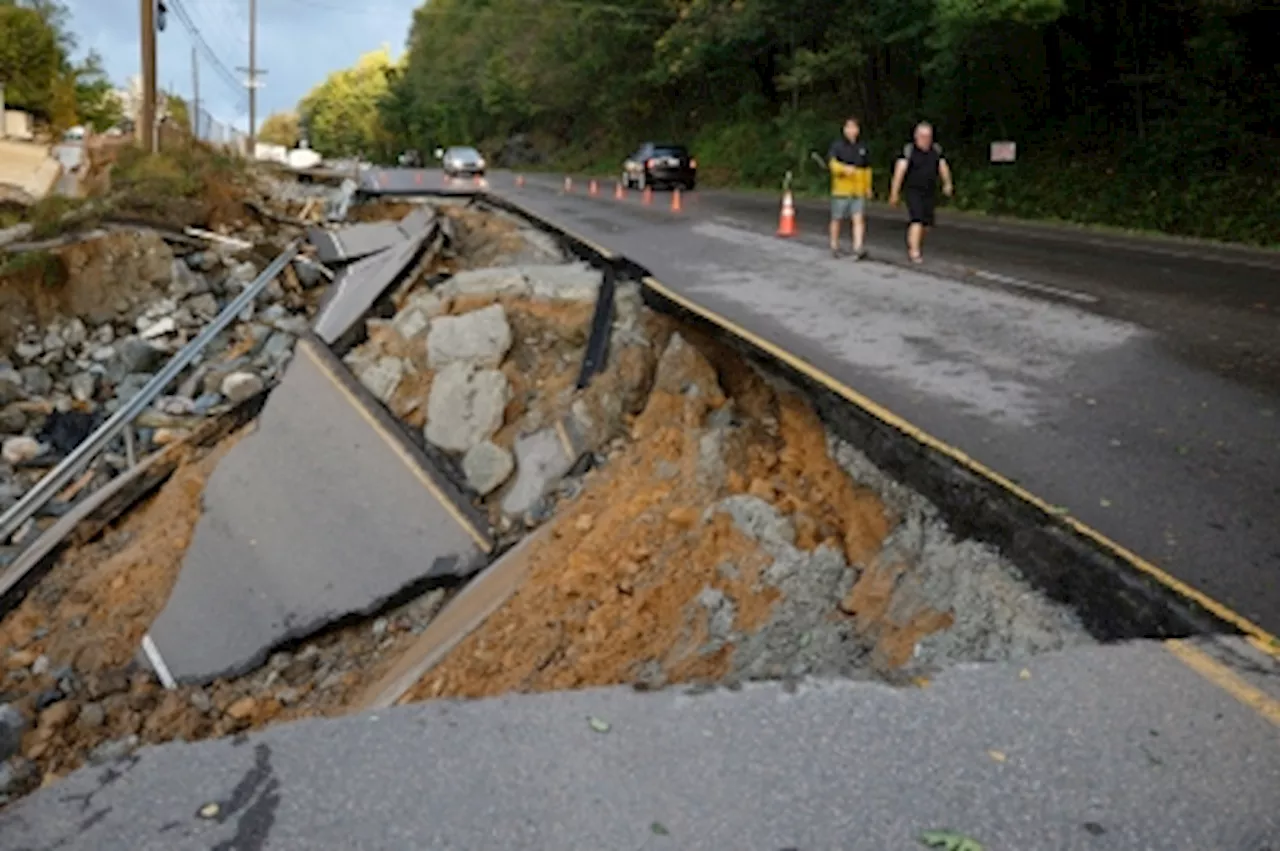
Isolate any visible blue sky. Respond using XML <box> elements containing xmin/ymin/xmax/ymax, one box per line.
<box><xmin>63</xmin><ymin>0</ymin><xmax>419</xmax><ymax>133</ymax></box>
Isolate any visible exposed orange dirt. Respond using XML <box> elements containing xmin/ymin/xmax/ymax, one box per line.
<box><xmin>405</xmin><ymin>334</ymin><xmax>898</xmax><ymax>702</ymax></box>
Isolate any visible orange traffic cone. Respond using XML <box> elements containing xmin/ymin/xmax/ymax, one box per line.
<box><xmin>671</xmin><ymin>188</ymin><xmax>683</xmax><ymax>213</ymax></box>
<box><xmin>564</xmin><ymin>176</ymin><xmax>573</xmax><ymax>193</ymax></box>
<box><xmin>614</xmin><ymin>182</ymin><xmax>625</xmax><ymax>200</ymax></box>
<box><xmin>776</xmin><ymin>190</ymin><xmax>797</xmax><ymax>237</ymax></box>
<box><xmin>642</xmin><ymin>186</ymin><xmax>653</xmax><ymax>206</ymax></box>
<box><xmin>516</xmin><ymin>174</ymin><xmax>525</xmax><ymax>188</ymax></box>
<box><xmin>589</xmin><ymin>179</ymin><xmax>599</xmax><ymax>196</ymax></box>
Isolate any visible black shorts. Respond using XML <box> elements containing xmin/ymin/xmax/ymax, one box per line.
<box><xmin>905</xmin><ymin>189</ymin><xmax>936</xmax><ymax>226</ymax></box>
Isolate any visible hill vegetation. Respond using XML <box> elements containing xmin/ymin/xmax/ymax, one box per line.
<box><xmin>296</xmin><ymin>0</ymin><xmax>1278</xmax><ymax>245</ymax></box>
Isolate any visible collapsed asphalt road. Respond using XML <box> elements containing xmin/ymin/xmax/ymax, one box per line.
<box><xmin>382</xmin><ymin>168</ymin><xmax>1280</xmax><ymax>635</ymax></box>
<box><xmin>2</xmin><ymin>181</ymin><xmax>1277</xmax><ymax>851</ymax></box>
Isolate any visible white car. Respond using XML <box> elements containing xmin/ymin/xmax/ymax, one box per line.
<box><xmin>441</xmin><ymin>146</ymin><xmax>486</xmax><ymax>177</ymax></box>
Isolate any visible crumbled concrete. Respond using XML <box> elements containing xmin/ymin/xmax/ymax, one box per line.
<box><xmin>716</xmin><ymin>496</ymin><xmax>865</xmax><ymax>682</ymax></box>
<box><xmin>356</xmin><ymin>356</ymin><xmax>406</xmax><ymax>403</ymax></box>
<box><xmin>462</xmin><ymin>440</ymin><xmax>515</xmax><ymax>496</ymax></box>
<box><xmin>424</xmin><ymin>363</ymin><xmax>509</xmax><ymax>453</ymax></box>
<box><xmin>440</xmin><ymin>267</ymin><xmax>530</xmax><ymax>300</ymax></box>
<box><xmin>829</xmin><ymin>437</ymin><xmax>1093</xmax><ymax>666</ymax></box>
<box><xmin>522</xmin><ymin>263</ymin><xmax>602</xmax><ymax>302</ymax></box>
<box><xmin>426</xmin><ymin>304</ymin><xmax>512</xmax><ymax>370</ymax></box>
<box><xmin>220</xmin><ymin>372</ymin><xmax>264</xmax><ymax>404</ymax></box>
<box><xmin>500</xmin><ymin>428</ymin><xmax>577</xmax><ymax>518</ymax></box>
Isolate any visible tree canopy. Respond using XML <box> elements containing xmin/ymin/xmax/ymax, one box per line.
<box><xmin>0</xmin><ymin>1</ymin><xmax>124</xmax><ymax>132</ymax></box>
<box><xmin>299</xmin><ymin>49</ymin><xmax>396</xmax><ymax>159</ymax></box>
<box><xmin>258</xmin><ymin>111</ymin><xmax>300</xmax><ymax>148</ymax></box>
<box><xmin>339</xmin><ymin>0</ymin><xmax>1278</xmax><ymax>243</ymax></box>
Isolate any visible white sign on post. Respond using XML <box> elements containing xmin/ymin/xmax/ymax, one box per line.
<box><xmin>990</xmin><ymin>141</ymin><xmax>1017</xmax><ymax>163</ymax></box>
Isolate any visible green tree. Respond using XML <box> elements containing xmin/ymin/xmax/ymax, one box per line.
<box><xmin>73</xmin><ymin>51</ymin><xmax>123</xmax><ymax>132</ymax></box>
<box><xmin>0</xmin><ymin>3</ymin><xmax>61</xmax><ymax>115</ymax></box>
<box><xmin>258</xmin><ymin>111</ymin><xmax>300</xmax><ymax>147</ymax></box>
<box><xmin>300</xmin><ymin>48</ymin><xmax>396</xmax><ymax>160</ymax></box>
<box><xmin>355</xmin><ymin>0</ymin><xmax>1279</xmax><ymax>243</ymax></box>
<box><xmin>165</xmin><ymin>93</ymin><xmax>190</xmax><ymax>131</ymax></box>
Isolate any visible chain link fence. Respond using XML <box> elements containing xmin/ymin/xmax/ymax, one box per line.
<box><xmin>193</xmin><ymin>106</ymin><xmax>248</xmax><ymax>154</ymax></box>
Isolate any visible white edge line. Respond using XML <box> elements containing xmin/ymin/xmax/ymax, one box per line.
<box><xmin>141</xmin><ymin>633</ymin><xmax>178</xmax><ymax>690</ymax></box>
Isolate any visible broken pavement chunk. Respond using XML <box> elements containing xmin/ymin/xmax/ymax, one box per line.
<box><xmin>312</xmin><ymin>211</ymin><xmax>437</xmax><ymax>345</ymax></box>
<box><xmin>308</xmin><ymin>207</ymin><xmax>435</xmax><ymax>266</ymax></box>
<box><xmin>144</xmin><ymin>340</ymin><xmax>488</xmax><ymax>684</ymax></box>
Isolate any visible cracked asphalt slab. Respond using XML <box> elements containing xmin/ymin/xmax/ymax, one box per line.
<box><xmin>428</xmin><ymin>171</ymin><xmax>1280</xmax><ymax>635</ymax></box>
<box><xmin>2</xmin><ymin>640</ymin><xmax>1276</xmax><ymax>850</ymax></box>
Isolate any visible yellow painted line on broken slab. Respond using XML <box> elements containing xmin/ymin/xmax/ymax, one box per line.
<box><xmin>1165</xmin><ymin>640</ymin><xmax>1280</xmax><ymax>726</ymax></box>
<box><xmin>299</xmin><ymin>339</ymin><xmax>492</xmax><ymax>554</ymax></box>
<box><xmin>640</xmin><ymin>274</ymin><xmax>1279</xmax><ymax>658</ymax></box>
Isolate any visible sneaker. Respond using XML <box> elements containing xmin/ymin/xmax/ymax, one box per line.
<box><xmin>854</xmin><ymin>248</ymin><xmax>868</xmax><ymax>261</ymax></box>
<box><xmin>831</xmin><ymin>248</ymin><xmax>842</xmax><ymax>259</ymax></box>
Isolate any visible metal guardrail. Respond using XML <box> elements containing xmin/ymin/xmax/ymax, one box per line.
<box><xmin>0</xmin><ymin>240</ymin><xmax>303</xmax><ymax>543</ymax></box>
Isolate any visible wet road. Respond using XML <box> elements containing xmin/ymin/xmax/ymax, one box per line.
<box><xmin>365</xmin><ymin>168</ymin><xmax>1280</xmax><ymax>635</ymax></box>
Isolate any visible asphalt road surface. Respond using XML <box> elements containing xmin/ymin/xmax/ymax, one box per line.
<box><xmin>448</xmin><ymin>170</ymin><xmax>1280</xmax><ymax>635</ymax></box>
<box><xmin>3</xmin><ymin>640</ymin><xmax>1276</xmax><ymax>850</ymax></box>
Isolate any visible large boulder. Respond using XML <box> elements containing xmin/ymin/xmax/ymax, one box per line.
<box><xmin>426</xmin><ymin>304</ymin><xmax>512</xmax><ymax>370</ymax></box>
<box><xmin>424</xmin><ymin>363</ymin><xmax>509</xmax><ymax>453</ymax></box>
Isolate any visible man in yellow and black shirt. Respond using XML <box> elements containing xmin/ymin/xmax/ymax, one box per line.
<box><xmin>828</xmin><ymin>117</ymin><xmax>872</xmax><ymax>259</ymax></box>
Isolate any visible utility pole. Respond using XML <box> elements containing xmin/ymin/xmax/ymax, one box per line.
<box><xmin>191</xmin><ymin>44</ymin><xmax>200</xmax><ymax>138</ymax></box>
<box><xmin>237</xmin><ymin>0</ymin><xmax>266</xmax><ymax>157</ymax></box>
<box><xmin>140</xmin><ymin>0</ymin><xmax>157</xmax><ymax>152</ymax></box>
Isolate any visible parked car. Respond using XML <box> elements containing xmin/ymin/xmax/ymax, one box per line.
<box><xmin>441</xmin><ymin>145</ymin><xmax>486</xmax><ymax>177</ymax></box>
<box><xmin>622</xmin><ymin>143</ymin><xmax>696</xmax><ymax>190</ymax></box>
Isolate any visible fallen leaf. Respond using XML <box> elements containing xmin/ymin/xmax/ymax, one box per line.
<box><xmin>919</xmin><ymin>829</ymin><xmax>985</xmax><ymax>850</ymax></box>
<box><xmin>198</xmin><ymin>802</ymin><xmax>220</xmax><ymax>819</ymax></box>
<box><xmin>1019</xmin><ymin>668</ymin><xmax>1031</xmax><ymax>680</ymax></box>
<box><xmin>651</xmin><ymin>821</ymin><xmax>670</xmax><ymax>836</ymax></box>
<box><xmin>988</xmin><ymin>749</ymin><xmax>1007</xmax><ymax>763</ymax></box>
<box><xmin>587</xmin><ymin>716</ymin><xmax>611</xmax><ymax>733</ymax></box>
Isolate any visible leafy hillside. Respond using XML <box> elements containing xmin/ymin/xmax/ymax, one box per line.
<box><xmin>300</xmin><ymin>0</ymin><xmax>1280</xmax><ymax>245</ymax></box>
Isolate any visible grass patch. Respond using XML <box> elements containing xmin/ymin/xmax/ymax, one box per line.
<box><xmin>0</xmin><ymin>249</ymin><xmax>68</xmax><ymax>288</ymax></box>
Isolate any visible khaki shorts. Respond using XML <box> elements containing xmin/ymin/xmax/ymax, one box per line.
<box><xmin>831</xmin><ymin>196</ymin><xmax>866</xmax><ymax>220</ymax></box>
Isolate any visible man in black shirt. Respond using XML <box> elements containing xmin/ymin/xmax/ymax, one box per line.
<box><xmin>889</xmin><ymin>122</ymin><xmax>954</xmax><ymax>263</ymax></box>
<box><xmin>827</xmin><ymin>117</ymin><xmax>872</xmax><ymax>259</ymax></box>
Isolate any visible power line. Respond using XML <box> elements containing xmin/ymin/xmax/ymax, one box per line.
<box><xmin>165</xmin><ymin>0</ymin><xmax>248</xmax><ymax>109</ymax></box>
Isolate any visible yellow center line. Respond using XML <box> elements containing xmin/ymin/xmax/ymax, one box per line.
<box><xmin>1165</xmin><ymin>640</ymin><xmax>1280</xmax><ymax>726</ymax></box>
<box><xmin>299</xmin><ymin>339</ymin><xmax>492</xmax><ymax>554</ymax></box>
<box><xmin>639</xmin><ymin>275</ymin><xmax>1279</xmax><ymax>657</ymax></box>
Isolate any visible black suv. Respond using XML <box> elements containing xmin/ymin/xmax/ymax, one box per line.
<box><xmin>622</xmin><ymin>143</ymin><xmax>696</xmax><ymax>191</ymax></box>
